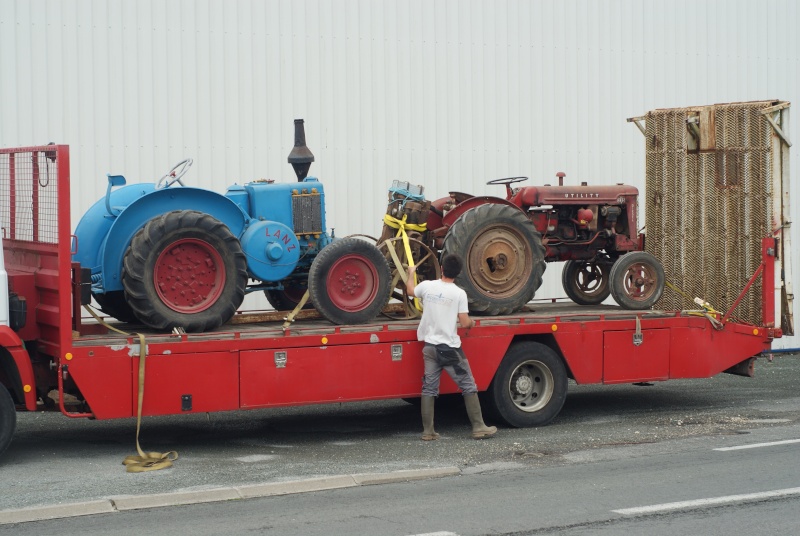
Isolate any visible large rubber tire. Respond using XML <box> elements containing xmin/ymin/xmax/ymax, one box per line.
<box><xmin>308</xmin><ymin>238</ymin><xmax>392</xmax><ymax>325</ymax></box>
<box><xmin>265</xmin><ymin>284</ymin><xmax>312</xmax><ymax>311</ymax></box>
<box><xmin>486</xmin><ymin>342</ymin><xmax>568</xmax><ymax>427</ymax></box>
<box><xmin>0</xmin><ymin>383</ymin><xmax>16</xmax><ymax>459</ymax></box>
<box><xmin>562</xmin><ymin>260</ymin><xmax>612</xmax><ymax>306</ymax></box>
<box><xmin>442</xmin><ymin>204</ymin><xmax>546</xmax><ymax>315</ymax></box>
<box><xmin>608</xmin><ymin>251</ymin><xmax>665</xmax><ymax>310</ymax></box>
<box><xmin>93</xmin><ymin>291</ymin><xmax>138</xmax><ymax>323</ymax></box>
<box><xmin>122</xmin><ymin>210</ymin><xmax>248</xmax><ymax>332</ymax></box>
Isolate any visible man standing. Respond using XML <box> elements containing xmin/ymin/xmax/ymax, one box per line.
<box><xmin>406</xmin><ymin>254</ymin><xmax>497</xmax><ymax>440</ymax></box>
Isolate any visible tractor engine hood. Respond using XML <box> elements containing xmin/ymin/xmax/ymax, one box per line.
<box><xmin>512</xmin><ymin>184</ymin><xmax>639</xmax><ymax>206</ymax></box>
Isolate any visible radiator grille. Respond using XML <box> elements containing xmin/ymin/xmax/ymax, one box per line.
<box><xmin>292</xmin><ymin>191</ymin><xmax>323</xmax><ymax>234</ymax></box>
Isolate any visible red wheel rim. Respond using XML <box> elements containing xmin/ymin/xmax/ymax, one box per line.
<box><xmin>622</xmin><ymin>262</ymin><xmax>658</xmax><ymax>301</ymax></box>
<box><xmin>325</xmin><ymin>254</ymin><xmax>379</xmax><ymax>312</ymax></box>
<box><xmin>153</xmin><ymin>238</ymin><xmax>226</xmax><ymax>313</ymax></box>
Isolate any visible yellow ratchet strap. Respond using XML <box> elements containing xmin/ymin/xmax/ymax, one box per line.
<box><xmin>664</xmin><ymin>282</ymin><xmax>723</xmax><ymax>330</ymax></box>
<box><xmin>83</xmin><ymin>305</ymin><xmax>179</xmax><ymax>472</ymax></box>
<box><xmin>383</xmin><ymin>214</ymin><xmax>427</xmax><ymax>311</ymax></box>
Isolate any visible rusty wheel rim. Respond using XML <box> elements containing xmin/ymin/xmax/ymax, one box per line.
<box><xmin>575</xmin><ymin>262</ymin><xmax>608</xmax><ymax>297</ymax></box>
<box><xmin>467</xmin><ymin>225</ymin><xmax>533</xmax><ymax>298</ymax></box>
<box><xmin>620</xmin><ymin>261</ymin><xmax>659</xmax><ymax>301</ymax></box>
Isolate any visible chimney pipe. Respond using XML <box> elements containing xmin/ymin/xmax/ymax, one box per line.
<box><xmin>288</xmin><ymin>119</ymin><xmax>315</xmax><ymax>181</ymax></box>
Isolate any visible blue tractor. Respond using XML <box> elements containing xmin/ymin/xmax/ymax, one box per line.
<box><xmin>73</xmin><ymin>120</ymin><xmax>391</xmax><ymax>332</ymax></box>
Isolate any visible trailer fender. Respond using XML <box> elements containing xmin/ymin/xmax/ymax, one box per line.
<box><xmin>0</xmin><ymin>327</ymin><xmax>37</xmax><ymax>411</ymax></box>
<box><xmin>95</xmin><ymin>188</ymin><xmax>249</xmax><ymax>292</ymax></box>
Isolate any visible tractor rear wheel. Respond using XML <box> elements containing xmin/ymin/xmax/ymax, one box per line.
<box><xmin>308</xmin><ymin>238</ymin><xmax>391</xmax><ymax>325</ymax></box>
<box><xmin>609</xmin><ymin>251</ymin><xmax>665</xmax><ymax>310</ymax></box>
<box><xmin>562</xmin><ymin>260</ymin><xmax>612</xmax><ymax>306</ymax></box>
<box><xmin>442</xmin><ymin>204</ymin><xmax>545</xmax><ymax>315</ymax></box>
<box><xmin>0</xmin><ymin>382</ymin><xmax>16</xmax><ymax>459</ymax></box>
<box><xmin>93</xmin><ymin>291</ymin><xmax>138</xmax><ymax>323</ymax></box>
<box><xmin>122</xmin><ymin>210</ymin><xmax>248</xmax><ymax>332</ymax></box>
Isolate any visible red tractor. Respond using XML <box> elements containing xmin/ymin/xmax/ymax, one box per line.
<box><xmin>381</xmin><ymin>174</ymin><xmax>665</xmax><ymax>315</ymax></box>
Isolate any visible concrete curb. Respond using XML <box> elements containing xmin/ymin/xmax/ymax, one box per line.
<box><xmin>0</xmin><ymin>466</ymin><xmax>460</xmax><ymax>525</ymax></box>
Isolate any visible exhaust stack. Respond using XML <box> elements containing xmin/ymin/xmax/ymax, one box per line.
<box><xmin>288</xmin><ymin>119</ymin><xmax>315</xmax><ymax>181</ymax></box>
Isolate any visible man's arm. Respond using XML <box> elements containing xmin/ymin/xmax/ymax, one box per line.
<box><xmin>458</xmin><ymin>312</ymin><xmax>474</xmax><ymax>329</ymax></box>
<box><xmin>406</xmin><ymin>265</ymin><xmax>417</xmax><ymax>297</ymax></box>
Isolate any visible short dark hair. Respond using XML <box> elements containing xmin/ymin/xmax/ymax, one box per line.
<box><xmin>441</xmin><ymin>254</ymin><xmax>463</xmax><ymax>279</ymax></box>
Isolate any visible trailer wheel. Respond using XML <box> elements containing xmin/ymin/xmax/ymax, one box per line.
<box><xmin>93</xmin><ymin>291</ymin><xmax>139</xmax><ymax>323</ymax></box>
<box><xmin>265</xmin><ymin>284</ymin><xmax>312</xmax><ymax>311</ymax></box>
<box><xmin>442</xmin><ymin>204</ymin><xmax>545</xmax><ymax>315</ymax></box>
<box><xmin>609</xmin><ymin>251</ymin><xmax>665</xmax><ymax>310</ymax></box>
<box><xmin>308</xmin><ymin>238</ymin><xmax>391</xmax><ymax>324</ymax></box>
<box><xmin>562</xmin><ymin>260</ymin><xmax>612</xmax><ymax>306</ymax></box>
<box><xmin>0</xmin><ymin>383</ymin><xmax>16</xmax><ymax>459</ymax></box>
<box><xmin>487</xmin><ymin>342</ymin><xmax>568</xmax><ymax>427</ymax></box>
<box><xmin>123</xmin><ymin>210</ymin><xmax>248</xmax><ymax>332</ymax></box>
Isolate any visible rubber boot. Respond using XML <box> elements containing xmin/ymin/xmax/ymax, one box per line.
<box><xmin>420</xmin><ymin>395</ymin><xmax>440</xmax><ymax>441</ymax></box>
<box><xmin>464</xmin><ymin>393</ymin><xmax>497</xmax><ymax>439</ymax></box>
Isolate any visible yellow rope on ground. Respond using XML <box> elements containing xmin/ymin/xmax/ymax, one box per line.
<box><xmin>83</xmin><ymin>305</ymin><xmax>179</xmax><ymax>472</ymax></box>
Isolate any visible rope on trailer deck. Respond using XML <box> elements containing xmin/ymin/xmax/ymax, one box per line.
<box><xmin>83</xmin><ymin>305</ymin><xmax>179</xmax><ymax>472</ymax></box>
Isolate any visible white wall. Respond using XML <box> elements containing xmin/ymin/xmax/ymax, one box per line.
<box><xmin>1</xmin><ymin>0</ymin><xmax>798</xmax><ymax>345</ymax></box>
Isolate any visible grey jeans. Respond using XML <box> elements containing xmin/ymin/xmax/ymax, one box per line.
<box><xmin>421</xmin><ymin>343</ymin><xmax>478</xmax><ymax>397</ymax></box>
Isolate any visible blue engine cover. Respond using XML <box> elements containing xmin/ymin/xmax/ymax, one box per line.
<box><xmin>240</xmin><ymin>220</ymin><xmax>301</xmax><ymax>281</ymax></box>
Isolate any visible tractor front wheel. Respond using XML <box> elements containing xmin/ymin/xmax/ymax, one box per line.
<box><xmin>442</xmin><ymin>204</ymin><xmax>546</xmax><ymax>315</ymax></box>
<box><xmin>608</xmin><ymin>251</ymin><xmax>665</xmax><ymax>310</ymax></box>
<box><xmin>122</xmin><ymin>210</ymin><xmax>248</xmax><ymax>332</ymax></box>
<box><xmin>562</xmin><ymin>260</ymin><xmax>612</xmax><ymax>306</ymax></box>
<box><xmin>308</xmin><ymin>238</ymin><xmax>391</xmax><ymax>324</ymax></box>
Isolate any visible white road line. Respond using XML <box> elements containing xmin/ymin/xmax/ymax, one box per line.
<box><xmin>714</xmin><ymin>438</ymin><xmax>800</xmax><ymax>451</ymax></box>
<box><xmin>407</xmin><ymin>533</ymin><xmax>459</xmax><ymax>536</ymax></box>
<box><xmin>612</xmin><ymin>487</ymin><xmax>800</xmax><ymax>515</ymax></box>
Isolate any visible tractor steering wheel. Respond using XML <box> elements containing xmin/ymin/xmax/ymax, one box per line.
<box><xmin>157</xmin><ymin>158</ymin><xmax>194</xmax><ymax>188</ymax></box>
<box><xmin>486</xmin><ymin>176</ymin><xmax>528</xmax><ymax>186</ymax></box>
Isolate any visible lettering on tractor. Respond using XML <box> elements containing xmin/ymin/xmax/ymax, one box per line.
<box><xmin>71</xmin><ymin>120</ymin><xmax>391</xmax><ymax>331</ymax></box>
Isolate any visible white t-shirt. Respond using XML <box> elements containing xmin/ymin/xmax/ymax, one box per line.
<box><xmin>413</xmin><ymin>279</ymin><xmax>469</xmax><ymax>347</ymax></box>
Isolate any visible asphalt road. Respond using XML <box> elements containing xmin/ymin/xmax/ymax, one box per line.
<box><xmin>1</xmin><ymin>353</ymin><xmax>799</xmax><ymax>529</ymax></box>
<box><xmin>3</xmin><ymin>416</ymin><xmax>800</xmax><ymax>535</ymax></box>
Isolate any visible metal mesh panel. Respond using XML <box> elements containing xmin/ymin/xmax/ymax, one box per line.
<box><xmin>0</xmin><ymin>149</ymin><xmax>60</xmax><ymax>244</ymax></box>
<box><xmin>292</xmin><ymin>192</ymin><xmax>323</xmax><ymax>234</ymax></box>
<box><xmin>644</xmin><ymin>102</ymin><xmax>775</xmax><ymax>325</ymax></box>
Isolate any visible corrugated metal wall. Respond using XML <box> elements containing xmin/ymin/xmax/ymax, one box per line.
<box><xmin>1</xmin><ymin>0</ymin><xmax>798</xmax><ymax>344</ymax></box>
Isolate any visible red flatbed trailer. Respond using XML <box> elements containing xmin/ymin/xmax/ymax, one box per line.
<box><xmin>0</xmin><ymin>145</ymin><xmax>786</xmax><ymax>457</ymax></box>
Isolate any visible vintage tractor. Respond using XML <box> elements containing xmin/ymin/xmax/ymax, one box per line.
<box><xmin>380</xmin><ymin>174</ymin><xmax>665</xmax><ymax>315</ymax></box>
<box><xmin>73</xmin><ymin>120</ymin><xmax>391</xmax><ymax>332</ymax></box>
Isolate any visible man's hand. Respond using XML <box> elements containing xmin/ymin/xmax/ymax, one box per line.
<box><xmin>458</xmin><ymin>312</ymin><xmax>474</xmax><ymax>330</ymax></box>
